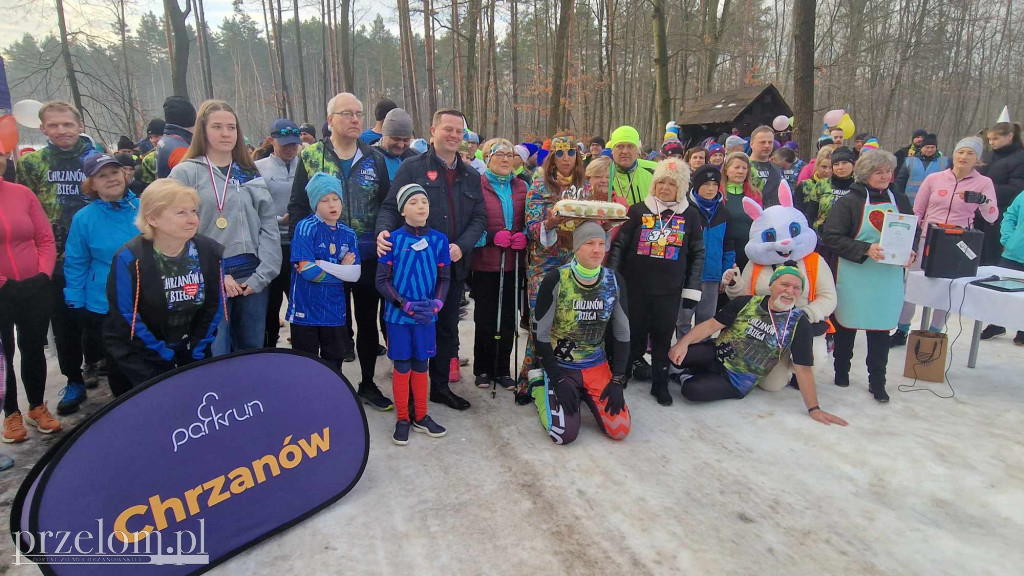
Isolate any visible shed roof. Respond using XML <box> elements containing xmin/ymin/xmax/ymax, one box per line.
<box><xmin>677</xmin><ymin>83</ymin><xmax>792</xmax><ymax>126</ymax></box>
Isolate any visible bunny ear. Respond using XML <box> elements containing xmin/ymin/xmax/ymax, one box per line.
<box><xmin>742</xmin><ymin>197</ymin><xmax>763</xmax><ymax>220</ymax></box>
<box><xmin>778</xmin><ymin>179</ymin><xmax>794</xmax><ymax>208</ymax></box>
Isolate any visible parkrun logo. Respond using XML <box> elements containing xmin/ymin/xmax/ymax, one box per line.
<box><xmin>172</xmin><ymin>392</ymin><xmax>264</xmax><ymax>453</ymax></box>
<box><xmin>13</xmin><ymin>519</ymin><xmax>208</xmax><ymax>566</ymax></box>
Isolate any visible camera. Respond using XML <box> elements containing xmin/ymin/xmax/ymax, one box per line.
<box><xmin>962</xmin><ymin>190</ymin><xmax>987</xmax><ymax>204</ymax></box>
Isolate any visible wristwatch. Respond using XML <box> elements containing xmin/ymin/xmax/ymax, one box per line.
<box><xmin>807</xmin><ymin>405</ymin><xmax>820</xmax><ymax>414</ymax></box>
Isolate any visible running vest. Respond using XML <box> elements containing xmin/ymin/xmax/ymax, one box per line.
<box><xmin>715</xmin><ymin>296</ymin><xmax>803</xmax><ymax>395</ymax></box>
<box><xmin>748</xmin><ymin>254</ymin><xmax>820</xmax><ymax>301</ymax></box>
<box><xmin>549</xmin><ymin>265</ymin><xmax>620</xmax><ymax>369</ymax></box>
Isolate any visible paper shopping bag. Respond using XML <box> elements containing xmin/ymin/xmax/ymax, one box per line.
<box><xmin>903</xmin><ymin>330</ymin><xmax>948</xmax><ymax>383</ymax></box>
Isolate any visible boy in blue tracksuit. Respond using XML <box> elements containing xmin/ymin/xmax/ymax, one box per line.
<box><xmin>677</xmin><ymin>163</ymin><xmax>735</xmax><ymax>338</ymax></box>
<box><xmin>287</xmin><ymin>173</ymin><xmax>362</xmax><ymax>370</ymax></box>
<box><xmin>376</xmin><ymin>184</ymin><xmax>450</xmax><ymax>446</ymax></box>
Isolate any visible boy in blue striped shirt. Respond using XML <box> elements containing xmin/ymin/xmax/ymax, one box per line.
<box><xmin>376</xmin><ymin>184</ymin><xmax>451</xmax><ymax>445</ymax></box>
<box><xmin>287</xmin><ymin>173</ymin><xmax>362</xmax><ymax>371</ymax></box>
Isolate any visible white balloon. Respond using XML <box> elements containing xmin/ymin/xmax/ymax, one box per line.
<box><xmin>13</xmin><ymin>100</ymin><xmax>43</xmax><ymax>128</ymax></box>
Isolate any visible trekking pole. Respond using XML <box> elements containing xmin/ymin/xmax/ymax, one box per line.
<box><xmin>492</xmin><ymin>248</ymin><xmax>507</xmax><ymax>399</ymax></box>
<box><xmin>512</xmin><ymin>249</ymin><xmax>520</xmax><ymax>402</ymax></box>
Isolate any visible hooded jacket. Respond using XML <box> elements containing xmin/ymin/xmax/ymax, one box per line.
<box><xmin>104</xmin><ymin>234</ymin><xmax>223</xmax><ymax>387</ymax></box>
<box><xmin>610</xmin><ymin>159</ymin><xmax>657</xmax><ymax>206</ymax></box>
<box><xmin>1000</xmin><ymin>192</ymin><xmax>1024</xmax><ymax>264</ymax></box>
<box><xmin>255</xmin><ymin>154</ymin><xmax>299</xmax><ymax>244</ymax></box>
<box><xmin>376</xmin><ymin>146</ymin><xmax>487</xmax><ymax>281</ymax></box>
<box><xmin>982</xmin><ymin>141</ymin><xmax>1024</xmax><ymax>210</ymax></box>
<box><xmin>155</xmin><ymin>124</ymin><xmax>193</xmax><ymax>178</ymax></box>
<box><xmin>63</xmin><ymin>191</ymin><xmax>140</xmax><ymax>313</ymax></box>
<box><xmin>15</xmin><ymin>135</ymin><xmax>95</xmax><ymax>262</ymax></box>
<box><xmin>0</xmin><ymin>179</ymin><xmax>56</xmax><ymax>288</ymax></box>
<box><xmin>169</xmin><ymin>159</ymin><xmax>281</xmax><ymax>293</ymax></box>
<box><xmin>607</xmin><ymin>187</ymin><xmax>705</xmax><ymax>298</ymax></box>
<box><xmin>913</xmin><ymin>168</ymin><xmax>998</xmax><ymax>230</ymax></box>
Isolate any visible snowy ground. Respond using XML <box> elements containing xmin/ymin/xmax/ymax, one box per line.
<box><xmin>0</xmin><ymin>305</ymin><xmax>1022</xmax><ymax>575</ymax></box>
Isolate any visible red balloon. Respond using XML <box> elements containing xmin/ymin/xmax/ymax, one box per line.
<box><xmin>0</xmin><ymin>115</ymin><xmax>18</xmax><ymax>155</ymax></box>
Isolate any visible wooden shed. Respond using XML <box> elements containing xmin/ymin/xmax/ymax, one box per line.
<box><xmin>676</xmin><ymin>83</ymin><xmax>792</xmax><ymax>146</ymax></box>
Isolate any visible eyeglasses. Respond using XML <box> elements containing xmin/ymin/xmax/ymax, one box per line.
<box><xmin>490</xmin><ymin>152</ymin><xmax>514</xmax><ymax>160</ymax></box>
<box><xmin>331</xmin><ymin>111</ymin><xmax>365</xmax><ymax>119</ymax></box>
<box><xmin>553</xmin><ymin>148</ymin><xmax>577</xmax><ymax>159</ymax></box>
<box><xmin>272</xmin><ymin>127</ymin><xmax>300</xmax><ymax>137</ymax></box>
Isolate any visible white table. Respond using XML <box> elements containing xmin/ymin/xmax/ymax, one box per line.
<box><xmin>904</xmin><ymin>266</ymin><xmax>1024</xmax><ymax>367</ymax></box>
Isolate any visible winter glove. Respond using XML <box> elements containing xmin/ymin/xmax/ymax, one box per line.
<box><xmin>409</xmin><ymin>300</ymin><xmax>435</xmax><ymax>324</ymax></box>
<box><xmin>401</xmin><ymin>300</ymin><xmax>417</xmax><ymax>316</ymax></box>
<box><xmin>493</xmin><ymin>229</ymin><xmax>513</xmax><ymax>248</ymax></box>
<box><xmin>510</xmin><ymin>232</ymin><xmax>528</xmax><ymax>250</ymax></box>
<box><xmin>682</xmin><ymin>298</ymin><xmax>699</xmax><ymax>310</ymax></box>
<box><xmin>600</xmin><ymin>377</ymin><xmax>626</xmax><ymax>416</ymax></box>
<box><xmin>431</xmin><ymin>299</ymin><xmax>444</xmax><ymax>314</ymax></box>
<box><xmin>552</xmin><ymin>376</ymin><xmax>580</xmax><ymax>415</ymax></box>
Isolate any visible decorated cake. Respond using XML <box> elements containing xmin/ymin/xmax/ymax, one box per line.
<box><xmin>553</xmin><ymin>199</ymin><xmax>628</xmax><ymax>220</ymax></box>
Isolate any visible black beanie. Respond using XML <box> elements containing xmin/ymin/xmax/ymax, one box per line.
<box><xmin>116</xmin><ymin>136</ymin><xmax>134</xmax><ymax>151</ymax></box>
<box><xmin>147</xmin><ymin>118</ymin><xmax>166</xmax><ymax>135</ymax></box>
<box><xmin>831</xmin><ymin>146</ymin><xmax>856</xmax><ymax>165</ymax></box>
<box><xmin>691</xmin><ymin>163</ymin><xmax>722</xmax><ymax>189</ymax></box>
<box><xmin>922</xmin><ymin>133</ymin><xmax>938</xmax><ymax>147</ymax></box>
<box><xmin>163</xmin><ymin>96</ymin><xmax>196</xmax><ymax>128</ymax></box>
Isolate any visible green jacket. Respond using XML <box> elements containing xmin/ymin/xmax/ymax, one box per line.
<box><xmin>139</xmin><ymin>150</ymin><xmax>157</xmax><ymax>184</ymax></box>
<box><xmin>610</xmin><ymin>158</ymin><xmax>657</xmax><ymax>206</ymax></box>
<box><xmin>15</xmin><ymin>136</ymin><xmax>95</xmax><ymax>262</ymax></box>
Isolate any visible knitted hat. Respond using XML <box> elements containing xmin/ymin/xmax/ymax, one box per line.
<box><xmin>306</xmin><ymin>172</ymin><xmax>343</xmax><ymax>208</ymax></box>
<box><xmin>725</xmin><ymin>135</ymin><xmax>746</xmax><ymax>149</ymax></box>
<box><xmin>411</xmin><ymin>138</ymin><xmax>428</xmax><ymax>154</ymax></box>
<box><xmin>146</xmin><ymin>118</ymin><xmax>166</xmax><ymax>136</ymax></box>
<box><xmin>661</xmin><ymin>138</ymin><xmax>685</xmax><ymax>156</ymax></box>
<box><xmin>572</xmin><ymin>221</ymin><xmax>606</xmax><ymax>252</ymax></box>
<box><xmin>862</xmin><ymin>137</ymin><xmax>880</xmax><ymax>151</ymax></box>
<box><xmin>163</xmin><ymin>96</ymin><xmax>196</xmax><ymax>128</ymax></box>
<box><xmin>922</xmin><ymin>133</ymin><xmax>938</xmax><ymax>147</ymax></box>
<box><xmin>521</xmin><ymin>142</ymin><xmax>540</xmax><ymax>159</ymax></box>
<box><xmin>691</xmin><ymin>163</ymin><xmax>722</xmax><ymax>189</ymax></box>
<box><xmin>299</xmin><ymin>123</ymin><xmax>317</xmax><ymax>137</ymax></box>
<box><xmin>536</xmin><ymin>149</ymin><xmax>549</xmax><ymax>166</ymax></box>
<box><xmin>954</xmin><ymin>136</ymin><xmax>983</xmax><ymax>157</ymax></box>
<box><xmin>912</xmin><ymin>128</ymin><xmax>928</xmax><ymax>139</ymax></box>
<box><xmin>397</xmin><ymin>183</ymin><xmax>427</xmax><ymax>213</ymax></box>
<box><xmin>783</xmin><ymin>141</ymin><xmax>799</xmax><ymax>151</ymax></box>
<box><xmin>651</xmin><ymin>158</ymin><xmax>691</xmax><ymax>201</ymax></box>
<box><xmin>607</xmin><ymin>125</ymin><xmax>641</xmax><ymax>149</ymax></box>
<box><xmin>382</xmin><ymin>108</ymin><xmax>414</xmax><ymax>138</ymax></box>
<box><xmin>116</xmin><ymin>135</ymin><xmax>134</xmax><ymax>151</ymax></box>
<box><xmin>513</xmin><ymin>144</ymin><xmax>530</xmax><ymax>163</ymax></box>
<box><xmin>464</xmin><ymin>131</ymin><xmax>480</xmax><ymax>144</ymax></box>
<box><xmin>817</xmin><ymin>135</ymin><xmax>834</xmax><ymax>150</ymax></box>
<box><xmin>831</xmin><ymin>146</ymin><xmax>856</xmax><ymax>165</ymax></box>
<box><xmin>770</xmin><ymin>264</ymin><xmax>805</xmax><ymax>289</ymax></box>
<box><xmin>113</xmin><ymin>152</ymin><xmax>136</xmax><ymax>168</ymax></box>
<box><xmin>707</xmin><ymin>143</ymin><xmax>725</xmax><ymax>157</ymax></box>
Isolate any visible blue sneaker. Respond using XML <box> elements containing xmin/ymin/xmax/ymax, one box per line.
<box><xmin>412</xmin><ymin>415</ymin><xmax>446</xmax><ymax>438</ymax></box>
<box><xmin>56</xmin><ymin>382</ymin><xmax>87</xmax><ymax>415</ymax></box>
<box><xmin>392</xmin><ymin>420</ymin><xmax>411</xmax><ymax>446</ymax></box>
<box><xmin>0</xmin><ymin>451</ymin><xmax>13</xmax><ymax>471</ymax></box>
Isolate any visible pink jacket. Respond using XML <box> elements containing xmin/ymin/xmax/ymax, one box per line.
<box><xmin>796</xmin><ymin>162</ymin><xmax>817</xmax><ymax>185</ymax></box>
<box><xmin>0</xmin><ymin>180</ymin><xmax>56</xmax><ymax>288</ymax></box>
<box><xmin>913</xmin><ymin>168</ymin><xmax>998</xmax><ymax>229</ymax></box>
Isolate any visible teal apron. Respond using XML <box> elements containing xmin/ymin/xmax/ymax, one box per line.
<box><xmin>834</xmin><ymin>191</ymin><xmax>904</xmax><ymax>330</ymax></box>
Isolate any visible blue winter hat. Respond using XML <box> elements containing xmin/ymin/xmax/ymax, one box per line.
<box><xmin>306</xmin><ymin>172</ymin><xmax>343</xmax><ymax>208</ymax></box>
<box><xmin>464</xmin><ymin>131</ymin><xmax>480</xmax><ymax>144</ymax></box>
<box><xmin>521</xmin><ymin>142</ymin><xmax>539</xmax><ymax>158</ymax></box>
<box><xmin>536</xmin><ymin>149</ymin><xmax>550</xmax><ymax>167</ymax></box>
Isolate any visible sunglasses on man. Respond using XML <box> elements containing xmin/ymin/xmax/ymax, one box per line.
<box><xmin>273</xmin><ymin>127</ymin><xmax>300</xmax><ymax>137</ymax></box>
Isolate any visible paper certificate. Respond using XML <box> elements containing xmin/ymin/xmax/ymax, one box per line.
<box><xmin>879</xmin><ymin>212</ymin><xmax>918</xmax><ymax>265</ymax></box>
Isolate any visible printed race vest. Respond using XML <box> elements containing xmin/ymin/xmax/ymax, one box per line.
<box><xmin>550</xmin><ymin>265</ymin><xmax>619</xmax><ymax>369</ymax></box>
<box><xmin>715</xmin><ymin>296</ymin><xmax>803</xmax><ymax>395</ymax></box>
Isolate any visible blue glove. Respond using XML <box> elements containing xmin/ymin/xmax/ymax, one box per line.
<box><xmin>409</xmin><ymin>300</ymin><xmax>435</xmax><ymax>324</ymax></box>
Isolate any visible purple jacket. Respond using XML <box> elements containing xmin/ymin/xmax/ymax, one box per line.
<box><xmin>470</xmin><ymin>175</ymin><xmax>527</xmax><ymax>273</ymax></box>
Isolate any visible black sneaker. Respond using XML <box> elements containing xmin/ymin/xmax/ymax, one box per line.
<box><xmin>787</xmin><ymin>374</ymin><xmax>800</xmax><ymax>390</ymax></box>
<box><xmin>651</xmin><ymin>383</ymin><xmax>673</xmax><ymax>406</ymax></box>
<box><xmin>889</xmin><ymin>330</ymin><xmax>908</xmax><ymax>348</ymax></box>
<box><xmin>358</xmin><ymin>383</ymin><xmax>394</xmax><ymax>412</ymax></box>
<box><xmin>377</xmin><ymin>345</ymin><xmax>387</xmax><ymax>356</ymax></box>
<box><xmin>392</xmin><ymin>420</ymin><xmax>411</xmax><ymax>445</ymax></box>
<box><xmin>475</xmin><ymin>374</ymin><xmax>492</xmax><ymax>389</ymax></box>
<box><xmin>344</xmin><ymin>347</ymin><xmax>356</xmax><ymax>362</ymax></box>
<box><xmin>82</xmin><ymin>362</ymin><xmax>102</xmax><ymax>389</ymax></box>
<box><xmin>835</xmin><ymin>372</ymin><xmax>850</xmax><ymax>388</ymax></box>
<box><xmin>1014</xmin><ymin>331</ymin><xmax>1024</xmax><ymax>346</ymax></box>
<box><xmin>980</xmin><ymin>325</ymin><xmax>1006</xmax><ymax>340</ymax></box>
<box><xmin>412</xmin><ymin>415</ymin><xmax>447</xmax><ymax>437</ymax></box>
<box><xmin>495</xmin><ymin>376</ymin><xmax>517</xmax><ymax>391</ymax></box>
<box><xmin>631</xmin><ymin>358</ymin><xmax>652</xmax><ymax>380</ymax></box>
<box><xmin>869</xmin><ymin>382</ymin><xmax>889</xmax><ymax>403</ymax></box>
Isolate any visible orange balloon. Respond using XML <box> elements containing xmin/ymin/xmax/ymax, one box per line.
<box><xmin>0</xmin><ymin>115</ymin><xmax>18</xmax><ymax>155</ymax></box>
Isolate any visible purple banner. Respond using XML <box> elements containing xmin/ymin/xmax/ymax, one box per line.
<box><xmin>10</xmin><ymin>350</ymin><xmax>369</xmax><ymax>575</ymax></box>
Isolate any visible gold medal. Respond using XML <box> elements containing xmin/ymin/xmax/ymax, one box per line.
<box><xmin>216</xmin><ymin>217</ymin><xmax>228</xmax><ymax>229</ymax></box>
<box><xmin>329</xmin><ymin>243</ymin><xmax>337</xmax><ymax>255</ymax></box>
<box><xmin>658</xmin><ymin>235</ymin><xmax>668</xmax><ymax>246</ymax></box>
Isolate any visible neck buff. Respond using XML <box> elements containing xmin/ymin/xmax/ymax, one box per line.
<box><xmin>693</xmin><ymin>191</ymin><xmax>721</xmax><ymax>220</ymax></box>
<box><xmin>555</xmin><ymin>171</ymin><xmax>575</xmax><ymax>187</ymax></box>
<box><xmin>571</xmin><ymin>258</ymin><xmax>601</xmax><ymax>280</ymax></box>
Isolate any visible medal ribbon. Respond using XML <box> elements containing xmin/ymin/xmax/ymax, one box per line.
<box><xmin>768</xmin><ymin>306</ymin><xmax>795</xmax><ymax>352</ymax></box>
<box><xmin>206</xmin><ymin>156</ymin><xmax>234</xmax><ymax>215</ymax></box>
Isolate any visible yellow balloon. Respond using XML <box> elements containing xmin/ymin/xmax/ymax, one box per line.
<box><xmin>838</xmin><ymin>113</ymin><xmax>856</xmax><ymax>139</ymax></box>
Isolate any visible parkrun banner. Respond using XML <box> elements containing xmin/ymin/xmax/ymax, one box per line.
<box><xmin>9</xmin><ymin>349</ymin><xmax>369</xmax><ymax>575</ymax></box>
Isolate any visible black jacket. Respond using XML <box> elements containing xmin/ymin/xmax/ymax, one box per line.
<box><xmin>103</xmin><ymin>234</ymin><xmax>224</xmax><ymax>387</ymax></box>
<box><xmin>981</xmin><ymin>142</ymin><xmax>1024</xmax><ymax>209</ymax></box>
<box><xmin>607</xmin><ymin>199</ymin><xmax>705</xmax><ymax>297</ymax></box>
<box><xmin>376</xmin><ymin>146</ymin><xmax>487</xmax><ymax>280</ymax></box>
<box><xmin>821</xmin><ymin>182</ymin><xmax>916</xmax><ymax>263</ymax></box>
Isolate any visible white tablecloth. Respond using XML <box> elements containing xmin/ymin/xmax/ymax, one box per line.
<box><xmin>904</xmin><ymin>266</ymin><xmax>1024</xmax><ymax>330</ymax></box>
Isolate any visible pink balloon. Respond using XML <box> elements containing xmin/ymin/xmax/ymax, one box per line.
<box><xmin>823</xmin><ymin>109</ymin><xmax>845</xmax><ymax>128</ymax></box>
<box><xmin>0</xmin><ymin>115</ymin><xmax>19</xmax><ymax>155</ymax></box>
<box><xmin>772</xmin><ymin>115</ymin><xmax>789</xmax><ymax>131</ymax></box>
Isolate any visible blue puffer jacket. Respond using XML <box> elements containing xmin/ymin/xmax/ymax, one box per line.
<box><xmin>690</xmin><ymin>190</ymin><xmax>736</xmax><ymax>282</ymax></box>
<box><xmin>64</xmin><ymin>192</ymin><xmax>140</xmax><ymax>313</ymax></box>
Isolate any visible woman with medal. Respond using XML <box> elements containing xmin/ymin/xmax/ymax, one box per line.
<box><xmin>169</xmin><ymin>100</ymin><xmax>281</xmax><ymax>355</ymax></box>
<box><xmin>608</xmin><ymin>159</ymin><xmax>704</xmax><ymax>404</ymax></box>
<box><xmin>822</xmin><ymin>149</ymin><xmax>916</xmax><ymax>402</ymax></box>
<box><xmin>519</xmin><ymin>132</ymin><xmax>589</xmax><ymax>387</ymax></box>
<box><xmin>669</xmin><ymin>267</ymin><xmax>847</xmax><ymax>426</ymax></box>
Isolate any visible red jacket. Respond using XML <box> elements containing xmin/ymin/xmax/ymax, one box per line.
<box><xmin>471</xmin><ymin>174</ymin><xmax>527</xmax><ymax>273</ymax></box>
<box><xmin>0</xmin><ymin>179</ymin><xmax>56</xmax><ymax>288</ymax></box>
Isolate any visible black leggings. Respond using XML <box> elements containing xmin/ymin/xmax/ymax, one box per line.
<box><xmin>832</xmin><ymin>320</ymin><xmax>889</xmax><ymax>386</ymax></box>
<box><xmin>1</xmin><ymin>285</ymin><xmax>52</xmax><ymax>414</ymax></box>
<box><xmin>471</xmin><ymin>270</ymin><xmax>518</xmax><ymax>377</ymax></box>
<box><xmin>676</xmin><ymin>341</ymin><xmax>743</xmax><ymax>402</ymax></box>
<box><xmin>343</xmin><ymin>260</ymin><xmax>384</xmax><ymax>385</ymax></box>
<box><xmin>628</xmin><ymin>287</ymin><xmax>680</xmax><ymax>386</ymax></box>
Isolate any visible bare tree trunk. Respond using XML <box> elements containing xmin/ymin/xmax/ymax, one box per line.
<box><xmin>261</xmin><ymin>0</ymin><xmax>281</xmax><ymax>114</ymax></box>
<box><xmin>424</xmin><ymin>0</ymin><xmax>438</xmax><ymax>114</ymax></box>
<box><xmin>339</xmin><ymin>0</ymin><xmax>353</xmax><ymax>91</ymax></box>
<box><xmin>163</xmin><ymin>0</ymin><xmax>191</xmax><ymax>99</ymax></box>
<box><xmin>547</xmin><ymin>0</ymin><xmax>574</xmax><ymax>134</ymax></box>
<box><xmin>191</xmin><ymin>0</ymin><xmax>213</xmax><ymax>99</ymax></box>
<box><xmin>652</xmin><ymin>0</ymin><xmax>671</xmax><ymax>130</ymax></box>
<box><xmin>465</xmin><ymin>0</ymin><xmax>480</xmax><ymax>126</ymax></box>
<box><xmin>605</xmin><ymin>0</ymin><xmax>615</xmax><ymax>128</ymax></box>
<box><xmin>488</xmin><ymin>0</ymin><xmax>499</xmax><ymax>136</ymax></box>
<box><xmin>452</xmin><ymin>0</ymin><xmax>463</xmax><ymax>110</ymax></box>
<box><xmin>294</xmin><ymin>0</ymin><xmax>309</xmax><ymax>121</ymax></box>
<box><xmin>396</xmin><ymin>0</ymin><xmax>421</xmax><ymax>126</ymax></box>
<box><xmin>116</xmin><ymin>0</ymin><xmax>136</xmax><ymax>133</ymax></box>
<box><xmin>269</xmin><ymin>0</ymin><xmax>292</xmax><ymax>117</ymax></box>
<box><xmin>509</xmin><ymin>0</ymin><xmax>520</xmax><ymax>140</ymax></box>
<box><xmin>792</xmin><ymin>0</ymin><xmax>815</xmax><ymax>155</ymax></box>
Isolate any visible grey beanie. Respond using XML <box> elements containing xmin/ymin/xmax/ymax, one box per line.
<box><xmin>954</xmin><ymin>136</ymin><xmax>983</xmax><ymax>157</ymax></box>
<box><xmin>382</xmin><ymin>108</ymin><xmax>414</xmax><ymax>138</ymax></box>
<box><xmin>726</xmin><ymin>135</ymin><xmax>746</xmax><ymax>149</ymax></box>
<box><xmin>573</xmin><ymin>221</ymin><xmax>606</xmax><ymax>252</ymax></box>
